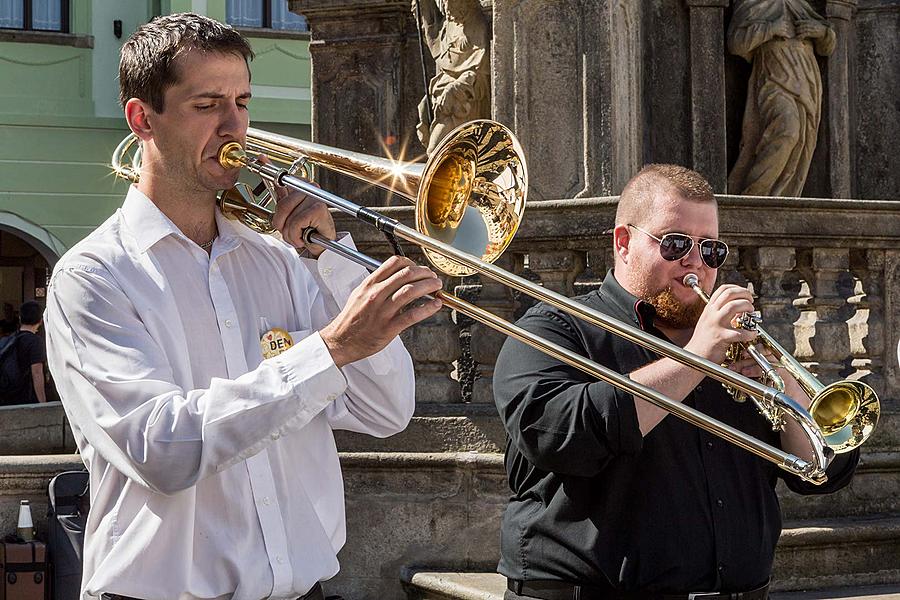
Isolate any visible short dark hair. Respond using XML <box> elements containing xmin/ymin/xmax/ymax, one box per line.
<box><xmin>19</xmin><ymin>301</ymin><xmax>43</xmax><ymax>326</ymax></box>
<box><xmin>615</xmin><ymin>164</ymin><xmax>716</xmax><ymax>227</ymax></box>
<box><xmin>119</xmin><ymin>12</ymin><xmax>254</xmax><ymax>113</ymax></box>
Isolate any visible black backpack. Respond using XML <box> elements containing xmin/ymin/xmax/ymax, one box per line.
<box><xmin>47</xmin><ymin>470</ymin><xmax>89</xmax><ymax>600</ymax></box>
<box><xmin>0</xmin><ymin>332</ymin><xmax>26</xmax><ymax>394</ymax></box>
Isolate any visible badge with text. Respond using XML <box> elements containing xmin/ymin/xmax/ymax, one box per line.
<box><xmin>260</xmin><ymin>327</ymin><xmax>294</xmax><ymax>359</ymax></box>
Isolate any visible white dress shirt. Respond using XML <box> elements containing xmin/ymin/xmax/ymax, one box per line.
<box><xmin>45</xmin><ymin>186</ymin><xmax>415</xmax><ymax>600</ymax></box>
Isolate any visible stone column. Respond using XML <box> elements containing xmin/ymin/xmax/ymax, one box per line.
<box><xmin>685</xmin><ymin>0</ymin><xmax>728</xmax><ymax>192</ymax></box>
<box><xmin>289</xmin><ymin>0</ymin><xmax>422</xmax><ymax>206</ymax></box>
<box><xmin>825</xmin><ymin>0</ymin><xmax>857</xmax><ymax>198</ymax></box>
<box><xmin>493</xmin><ymin>0</ymin><xmax>642</xmax><ymax>199</ymax></box>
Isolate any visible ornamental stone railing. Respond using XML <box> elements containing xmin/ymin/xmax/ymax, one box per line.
<box><xmin>335</xmin><ymin>195</ymin><xmax>900</xmax><ymax>430</ymax></box>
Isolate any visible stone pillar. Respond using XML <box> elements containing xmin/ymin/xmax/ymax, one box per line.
<box><xmin>825</xmin><ymin>0</ymin><xmax>857</xmax><ymax>198</ymax></box>
<box><xmin>685</xmin><ymin>0</ymin><xmax>728</xmax><ymax>192</ymax></box>
<box><xmin>492</xmin><ymin>0</ymin><xmax>642</xmax><ymax>200</ymax></box>
<box><xmin>289</xmin><ymin>0</ymin><xmax>422</xmax><ymax>206</ymax></box>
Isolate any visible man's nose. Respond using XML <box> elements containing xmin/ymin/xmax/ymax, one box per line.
<box><xmin>218</xmin><ymin>104</ymin><xmax>244</xmax><ymax>139</ymax></box>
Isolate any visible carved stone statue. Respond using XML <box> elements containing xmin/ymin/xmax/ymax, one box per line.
<box><xmin>727</xmin><ymin>0</ymin><xmax>836</xmax><ymax>197</ymax></box>
<box><xmin>412</xmin><ymin>0</ymin><xmax>491</xmax><ymax>155</ymax></box>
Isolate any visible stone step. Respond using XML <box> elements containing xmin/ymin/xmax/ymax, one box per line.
<box><xmin>334</xmin><ymin>403</ymin><xmax>505</xmax><ymax>453</ymax></box>
<box><xmin>402</xmin><ymin>573</ymin><xmax>900</xmax><ymax>600</ymax></box>
<box><xmin>774</xmin><ymin>515</ymin><xmax>900</xmax><ymax>591</ymax></box>
<box><xmin>400</xmin><ymin>515</ymin><xmax>900</xmax><ymax>599</ymax></box>
<box><xmin>771</xmin><ymin>585</ymin><xmax>900</xmax><ymax>600</ymax></box>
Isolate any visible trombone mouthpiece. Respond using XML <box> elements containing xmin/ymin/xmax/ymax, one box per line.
<box><xmin>218</xmin><ymin>142</ymin><xmax>246</xmax><ymax>170</ymax></box>
<box><xmin>683</xmin><ymin>273</ymin><xmax>699</xmax><ymax>288</ymax></box>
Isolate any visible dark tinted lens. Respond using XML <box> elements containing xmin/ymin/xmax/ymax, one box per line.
<box><xmin>699</xmin><ymin>240</ymin><xmax>729</xmax><ymax>268</ymax></box>
<box><xmin>658</xmin><ymin>233</ymin><xmax>694</xmax><ymax>261</ymax></box>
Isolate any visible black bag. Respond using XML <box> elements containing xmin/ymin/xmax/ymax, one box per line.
<box><xmin>46</xmin><ymin>472</ymin><xmax>89</xmax><ymax>600</ymax></box>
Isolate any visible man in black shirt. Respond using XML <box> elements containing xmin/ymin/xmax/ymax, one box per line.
<box><xmin>493</xmin><ymin>164</ymin><xmax>858</xmax><ymax>600</ymax></box>
<box><xmin>0</xmin><ymin>300</ymin><xmax>47</xmax><ymax>405</ymax></box>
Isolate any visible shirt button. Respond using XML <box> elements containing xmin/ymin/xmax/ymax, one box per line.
<box><xmin>327</xmin><ymin>393</ymin><xmax>337</xmax><ymax>402</ymax></box>
<box><xmin>706</xmin><ymin>441</ymin><xmax>714</xmax><ymax>450</ymax></box>
<box><xmin>271</xmin><ymin>432</ymin><xmax>281</xmax><ymax>441</ymax></box>
<box><xmin>718</xmin><ymin>564</ymin><xmax>726</xmax><ymax>573</ymax></box>
<box><xmin>263</xmin><ymin>496</ymin><xmax>272</xmax><ymax>506</ymax></box>
<box><xmin>224</xmin><ymin>319</ymin><xmax>234</xmax><ymax>328</ymax></box>
<box><xmin>716</xmin><ymin>498</ymin><xmax>725</xmax><ymax>508</ymax></box>
<box><xmin>276</xmin><ymin>555</ymin><xmax>285</xmax><ymax>564</ymax></box>
<box><xmin>322</xmin><ymin>267</ymin><xmax>333</xmax><ymax>277</ymax></box>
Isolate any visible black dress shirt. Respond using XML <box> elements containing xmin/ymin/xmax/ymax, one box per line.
<box><xmin>493</xmin><ymin>270</ymin><xmax>858</xmax><ymax>593</ymax></box>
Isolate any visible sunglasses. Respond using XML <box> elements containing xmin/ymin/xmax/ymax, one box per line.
<box><xmin>627</xmin><ymin>224</ymin><xmax>729</xmax><ymax>269</ymax></box>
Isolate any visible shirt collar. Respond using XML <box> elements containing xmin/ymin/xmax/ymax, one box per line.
<box><xmin>121</xmin><ymin>185</ymin><xmax>181</xmax><ymax>253</ymax></box>
<box><xmin>121</xmin><ymin>185</ymin><xmax>245</xmax><ymax>254</ymax></box>
<box><xmin>601</xmin><ymin>269</ymin><xmax>657</xmax><ymax>331</ymax></box>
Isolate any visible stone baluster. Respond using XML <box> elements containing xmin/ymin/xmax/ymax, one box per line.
<box><xmin>754</xmin><ymin>247</ymin><xmax>801</xmax><ymax>356</ymax></box>
<box><xmin>849</xmin><ymin>248</ymin><xmax>886</xmax><ymax>398</ymax></box>
<box><xmin>573</xmin><ymin>249</ymin><xmax>603</xmax><ymax>296</ymax></box>
<box><xmin>805</xmin><ymin>248</ymin><xmax>855</xmax><ymax>384</ymax></box>
<box><xmin>717</xmin><ymin>246</ymin><xmax>746</xmax><ymax>288</ymax></box>
<box><xmin>526</xmin><ymin>250</ymin><xmax>585</xmax><ymax>296</ymax></box>
<box><xmin>401</xmin><ymin>273</ymin><xmax>462</xmax><ymax>404</ymax></box>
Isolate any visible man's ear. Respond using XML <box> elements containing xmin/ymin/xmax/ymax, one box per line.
<box><xmin>125</xmin><ymin>98</ymin><xmax>154</xmax><ymax>142</ymax></box>
<box><xmin>613</xmin><ymin>224</ymin><xmax>631</xmax><ymax>263</ymax></box>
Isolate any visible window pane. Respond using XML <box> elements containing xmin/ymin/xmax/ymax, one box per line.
<box><xmin>226</xmin><ymin>0</ymin><xmax>263</xmax><ymax>28</ymax></box>
<box><xmin>0</xmin><ymin>0</ymin><xmax>25</xmax><ymax>29</ymax></box>
<box><xmin>32</xmin><ymin>0</ymin><xmax>63</xmax><ymax>31</ymax></box>
<box><xmin>271</xmin><ymin>0</ymin><xmax>307</xmax><ymax>31</ymax></box>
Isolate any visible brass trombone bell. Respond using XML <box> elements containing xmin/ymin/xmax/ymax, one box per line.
<box><xmin>238</xmin><ymin>121</ymin><xmax>527</xmax><ymax>277</ymax></box>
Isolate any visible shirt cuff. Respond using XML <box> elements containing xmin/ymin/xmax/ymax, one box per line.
<box><xmin>272</xmin><ymin>331</ymin><xmax>347</xmax><ymax>413</ymax></box>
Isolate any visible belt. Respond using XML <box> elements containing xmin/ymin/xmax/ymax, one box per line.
<box><xmin>507</xmin><ymin>579</ymin><xmax>769</xmax><ymax>600</ymax></box>
<box><xmin>102</xmin><ymin>582</ymin><xmax>325</xmax><ymax>600</ymax></box>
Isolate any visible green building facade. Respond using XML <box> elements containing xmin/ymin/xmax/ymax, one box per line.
<box><xmin>0</xmin><ymin>0</ymin><xmax>312</xmax><ymax>311</ymax></box>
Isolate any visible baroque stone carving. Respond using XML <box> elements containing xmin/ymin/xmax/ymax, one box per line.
<box><xmin>412</xmin><ymin>0</ymin><xmax>491</xmax><ymax>154</ymax></box>
<box><xmin>727</xmin><ymin>0</ymin><xmax>836</xmax><ymax>197</ymax></box>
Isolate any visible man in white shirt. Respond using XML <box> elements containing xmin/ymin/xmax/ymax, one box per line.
<box><xmin>45</xmin><ymin>13</ymin><xmax>443</xmax><ymax>600</ymax></box>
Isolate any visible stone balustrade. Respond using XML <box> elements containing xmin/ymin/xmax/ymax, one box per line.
<box><xmin>335</xmin><ymin>196</ymin><xmax>900</xmax><ymax>427</ymax></box>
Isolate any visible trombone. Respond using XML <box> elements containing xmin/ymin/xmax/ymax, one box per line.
<box><xmin>112</xmin><ymin>120</ymin><xmax>860</xmax><ymax>484</ymax></box>
<box><xmin>684</xmin><ymin>274</ymin><xmax>878</xmax><ymax>454</ymax></box>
